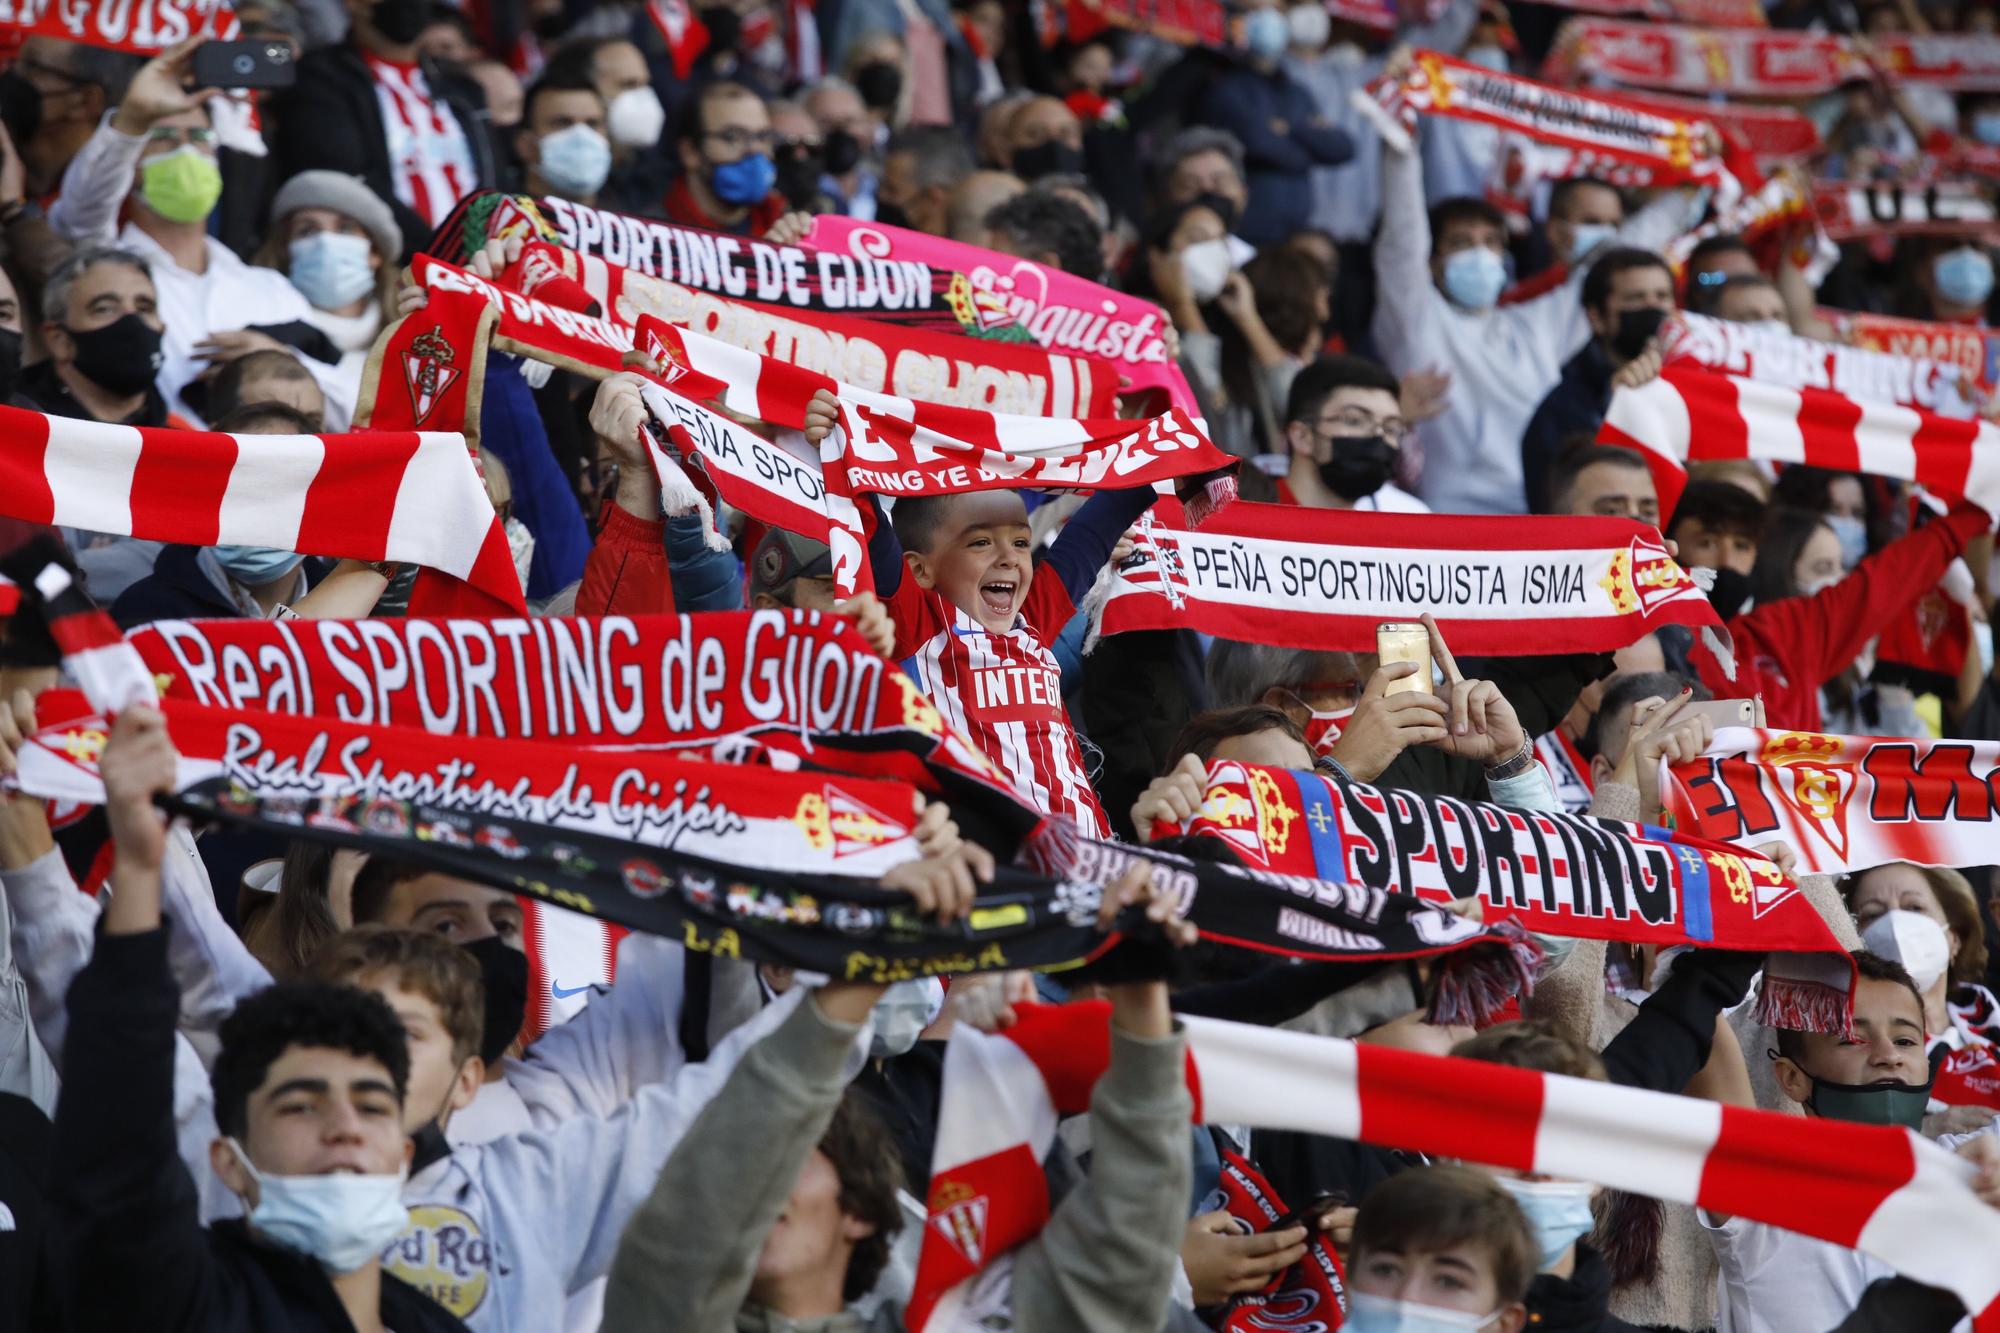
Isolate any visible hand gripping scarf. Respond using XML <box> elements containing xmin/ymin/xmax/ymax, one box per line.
<box><xmin>907</xmin><ymin>1002</ymin><xmax>2000</xmax><ymax>1332</ymax></box>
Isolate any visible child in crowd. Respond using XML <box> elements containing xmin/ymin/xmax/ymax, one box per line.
<box><xmin>803</xmin><ymin>389</ymin><xmax>1157</xmax><ymax>836</ymax></box>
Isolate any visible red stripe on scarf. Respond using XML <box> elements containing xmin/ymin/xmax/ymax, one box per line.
<box><xmin>1795</xmin><ymin>385</ymin><xmax>1864</xmax><ymax>474</ymax></box>
<box><xmin>1698</xmin><ymin>1105</ymin><xmax>1912</xmax><ymax>1247</ymax></box>
<box><xmin>128</xmin><ymin>429</ymin><xmax>238</xmax><ymax>544</ymax></box>
<box><xmin>300</xmin><ymin>432</ymin><xmax>422</xmax><ymax>557</ymax></box>
<box><xmin>0</xmin><ymin>409</ymin><xmax>56</xmax><ymax>524</ymax></box>
<box><xmin>1358</xmin><ymin>1041</ymin><xmax>1544</xmax><ymax>1170</ymax></box>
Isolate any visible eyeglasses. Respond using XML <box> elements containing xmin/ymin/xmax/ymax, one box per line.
<box><xmin>703</xmin><ymin>127</ymin><xmax>776</xmax><ymax>153</ymax></box>
<box><xmin>146</xmin><ymin>126</ymin><xmax>220</xmax><ymax>149</ymax></box>
<box><xmin>775</xmin><ymin>135</ymin><xmax>823</xmax><ymax>156</ymax></box>
<box><xmin>1316</xmin><ymin>408</ymin><xmax>1409</xmax><ymax>446</ymax></box>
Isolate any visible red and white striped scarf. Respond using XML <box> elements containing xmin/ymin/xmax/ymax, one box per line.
<box><xmin>1091</xmin><ymin>499</ymin><xmax>1720</xmax><ymax>658</ymax></box>
<box><xmin>0</xmin><ymin>401</ymin><xmax>524</xmax><ymax>615</ymax></box>
<box><xmin>1361</xmin><ymin>49</ymin><xmax>1751</xmax><ymax>204</ymax></box>
<box><xmin>1813</xmin><ymin>178</ymin><xmax>1998</xmax><ymax>242</ymax></box>
<box><xmin>910</xmin><ymin>1002</ymin><xmax>2000</xmax><ymax>1332</ymax></box>
<box><xmin>1657</xmin><ymin>311</ymin><xmax>1982</xmax><ymax>417</ymax></box>
<box><xmin>1599</xmin><ymin>364</ymin><xmax>2000</xmax><ymax>520</ymax></box>
<box><xmin>4</xmin><ymin>0</ymin><xmax>238</xmax><ymax>53</ymax></box>
<box><xmin>365</xmin><ymin>55</ymin><xmax>476</xmax><ymax>230</ymax></box>
<box><xmin>629</xmin><ymin>316</ymin><xmax>1232</xmax><ymax>596</ymax></box>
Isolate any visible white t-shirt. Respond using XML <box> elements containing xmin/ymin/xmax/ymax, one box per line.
<box><xmin>1701</xmin><ymin>1210</ymin><xmax>1892</xmax><ymax>1333</ymax></box>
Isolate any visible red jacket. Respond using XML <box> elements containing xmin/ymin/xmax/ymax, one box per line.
<box><xmin>1691</xmin><ymin>502</ymin><xmax>1989</xmax><ymax>730</ymax></box>
<box><xmin>576</xmin><ymin>501</ymin><xmax>673</xmax><ymax>616</ymax></box>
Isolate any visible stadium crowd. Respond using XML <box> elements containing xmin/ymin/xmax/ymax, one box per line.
<box><xmin>4</xmin><ymin>0</ymin><xmax>2000</xmax><ymax>1329</ymax></box>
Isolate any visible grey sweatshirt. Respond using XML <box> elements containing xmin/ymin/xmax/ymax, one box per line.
<box><xmin>603</xmin><ymin>994</ymin><xmax>1194</xmax><ymax>1333</ymax></box>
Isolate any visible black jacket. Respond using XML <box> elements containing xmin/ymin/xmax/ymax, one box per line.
<box><xmin>0</xmin><ymin>1092</ymin><xmax>59</xmax><ymax>1331</ymax></box>
<box><xmin>50</xmin><ymin>927</ymin><xmax>473</xmax><ymax>1333</ymax></box>
<box><xmin>266</xmin><ymin>44</ymin><xmax>500</xmax><ymax>260</ymax></box>
<box><xmin>111</xmin><ymin>545</ymin><xmax>331</xmax><ymax>630</ymax></box>
<box><xmin>1521</xmin><ymin>339</ymin><xmax>1618</xmax><ymax>515</ymax></box>
<box><xmin>1526</xmin><ymin>1244</ymin><xmax>1646</xmax><ymax>1333</ymax></box>
<box><xmin>17</xmin><ymin>357</ymin><xmax>173</xmax><ymax>427</ymax></box>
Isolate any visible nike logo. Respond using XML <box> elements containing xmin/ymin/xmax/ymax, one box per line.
<box><xmin>550</xmin><ymin>981</ymin><xmax>595</xmax><ymax>1000</ymax></box>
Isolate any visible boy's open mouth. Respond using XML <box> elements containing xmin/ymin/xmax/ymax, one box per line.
<box><xmin>979</xmin><ymin>577</ymin><xmax>1017</xmax><ymax>618</ymax></box>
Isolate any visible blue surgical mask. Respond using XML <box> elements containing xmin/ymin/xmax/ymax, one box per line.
<box><xmin>1442</xmin><ymin>247</ymin><xmax>1507</xmax><ymax>310</ymax></box>
<box><xmin>287</xmin><ymin>231</ymin><xmax>377</xmax><ymax>310</ymax></box>
<box><xmin>1825</xmin><ymin>512</ymin><xmax>1868</xmax><ymax>569</ymax></box>
<box><xmin>1975</xmin><ymin>112</ymin><xmax>2000</xmax><ymax>146</ymax></box>
<box><xmin>1245</xmin><ymin>7</ymin><xmax>1290</xmax><ymax>59</ymax></box>
<box><xmin>1567</xmin><ymin>221</ymin><xmax>1617</xmax><ymax>264</ymax></box>
<box><xmin>212</xmin><ymin>545</ymin><xmax>307</xmax><ymax>585</ymax></box>
<box><xmin>711</xmin><ymin>152</ymin><xmax>778</xmax><ymax>206</ymax></box>
<box><xmin>1497</xmin><ymin>1177</ymin><xmax>1598</xmax><ymax>1270</ymax></box>
<box><xmin>536</xmin><ymin>122</ymin><xmax>613</xmax><ymax>198</ymax></box>
<box><xmin>227</xmin><ymin>1139</ymin><xmax>409</xmax><ymax>1273</ymax></box>
<box><xmin>1461</xmin><ymin>45</ymin><xmax>1508</xmax><ymax>72</ymax></box>
<box><xmin>1935</xmin><ymin>246</ymin><xmax>1995</xmax><ymax>308</ymax></box>
<box><xmin>1346</xmin><ymin>1292</ymin><xmax>1500</xmax><ymax>1331</ymax></box>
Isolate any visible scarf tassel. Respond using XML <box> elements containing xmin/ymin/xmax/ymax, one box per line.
<box><xmin>1426</xmin><ymin>919</ymin><xmax>1543</xmax><ymax>1027</ymax></box>
<box><xmin>1753</xmin><ymin>971</ymin><xmax>1850</xmax><ymax>1037</ymax></box>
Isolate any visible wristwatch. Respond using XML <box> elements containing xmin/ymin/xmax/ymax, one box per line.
<box><xmin>1483</xmin><ymin>739</ymin><xmax>1537</xmax><ymax>782</ymax></box>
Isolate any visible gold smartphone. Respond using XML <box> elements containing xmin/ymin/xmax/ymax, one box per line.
<box><xmin>1679</xmin><ymin>698</ymin><xmax>1756</xmax><ymax>730</ymax></box>
<box><xmin>1377</xmin><ymin>622</ymin><xmax>1432</xmax><ymax>696</ymax></box>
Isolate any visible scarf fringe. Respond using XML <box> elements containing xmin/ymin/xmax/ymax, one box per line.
<box><xmin>1180</xmin><ymin>472</ymin><xmax>1239</xmax><ymax>528</ymax></box>
<box><xmin>1426</xmin><ymin>919</ymin><xmax>1542</xmax><ymax>1027</ymax></box>
<box><xmin>1754</xmin><ymin>972</ymin><xmax>1850</xmax><ymax>1037</ymax></box>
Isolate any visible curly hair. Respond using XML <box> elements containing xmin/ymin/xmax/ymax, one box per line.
<box><xmin>821</xmin><ymin>1092</ymin><xmax>906</xmax><ymax>1302</ymax></box>
<box><xmin>212</xmin><ymin>981</ymin><xmax>410</xmax><ymax>1137</ymax></box>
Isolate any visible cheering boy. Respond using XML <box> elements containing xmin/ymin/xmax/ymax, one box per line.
<box><xmin>804</xmin><ymin>389</ymin><xmax>1157</xmax><ymax>836</ymax></box>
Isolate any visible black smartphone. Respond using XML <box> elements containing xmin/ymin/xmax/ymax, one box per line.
<box><xmin>192</xmin><ymin>40</ymin><xmax>297</xmax><ymax>90</ymax></box>
<box><xmin>1270</xmin><ymin>1192</ymin><xmax>1347</xmax><ymax>1234</ymax></box>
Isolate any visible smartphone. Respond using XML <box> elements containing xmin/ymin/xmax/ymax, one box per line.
<box><xmin>1270</xmin><ymin>1193</ymin><xmax>1347</xmax><ymax>1234</ymax></box>
<box><xmin>192</xmin><ymin>40</ymin><xmax>297</xmax><ymax>90</ymax></box>
<box><xmin>1376</xmin><ymin>621</ymin><xmax>1432</xmax><ymax>696</ymax></box>
<box><xmin>1679</xmin><ymin>698</ymin><xmax>1756</xmax><ymax>730</ymax></box>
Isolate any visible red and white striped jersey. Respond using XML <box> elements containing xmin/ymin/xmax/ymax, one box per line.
<box><xmin>889</xmin><ymin>567</ymin><xmax>1108</xmax><ymax>836</ymax></box>
<box><xmin>365</xmin><ymin>55</ymin><xmax>476</xmax><ymax>229</ymax></box>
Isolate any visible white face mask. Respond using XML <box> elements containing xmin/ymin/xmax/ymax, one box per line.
<box><xmin>227</xmin><ymin>1139</ymin><xmax>409</xmax><ymax>1273</ymax></box>
<box><xmin>1288</xmin><ymin>2</ymin><xmax>1331</xmax><ymax>50</ymax></box>
<box><xmin>1346</xmin><ymin>1291</ymin><xmax>1501</xmax><ymax>1331</ymax></box>
<box><xmin>1861</xmin><ymin>909</ymin><xmax>1952</xmax><ymax>992</ymax></box>
<box><xmin>1180</xmin><ymin>237</ymin><xmax>1236</xmax><ymax>303</ymax></box>
<box><xmin>607</xmin><ymin>86</ymin><xmax>667</xmax><ymax>148</ymax></box>
<box><xmin>867</xmin><ymin>977</ymin><xmax>943</xmax><ymax>1058</ymax></box>
<box><xmin>1747</xmin><ymin>318</ymin><xmax>1792</xmax><ymax>336</ymax></box>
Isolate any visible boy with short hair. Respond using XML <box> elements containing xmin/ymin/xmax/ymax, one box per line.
<box><xmin>804</xmin><ymin>389</ymin><xmax>1157</xmax><ymax>835</ymax></box>
<box><xmin>1347</xmin><ymin>1164</ymin><xmax>1536</xmax><ymax>1333</ymax></box>
<box><xmin>1703</xmin><ymin>952</ymin><xmax>1938</xmax><ymax>1333</ymax></box>
<box><xmin>50</xmin><ymin>704</ymin><xmax>472</xmax><ymax>1333</ymax></box>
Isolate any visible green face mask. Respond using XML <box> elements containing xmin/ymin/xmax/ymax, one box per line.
<box><xmin>139</xmin><ymin>144</ymin><xmax>223</xmax><ymax>224</ymax></box>
<box><xmin>1806</xmin><ymin>1076</ymin><xmax>1932</xmax><ymax>1130</ymax></box>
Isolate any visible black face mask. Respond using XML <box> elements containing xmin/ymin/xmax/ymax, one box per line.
<box><xmin>65</xmin><ymin>313</ymin><xmax>163</xmax><ymax>397</ymax></box>
<box><xmin>1611</xmin><ymin>306</ymin><xmax>1668</xmax><ymax>362</ymax></box>
<box><xmin>853</xmin><ymin>60</ymin><xmax>903</xmax><ymax>111</ymax></box>
<box><xmin>1705</xmin><ymin>566</ymin><xmax>1752</xmax><ymax>620</ymax></box>
<box><xmin>775</xmin><ymin>146</ymin><xmax>825</xmax><ymax>208</ymax></box>
<box><xmin>1317</xmin><ymin>434</ymin><xmax>1396</xmax><ymax>501</ymax></box>
<box><xmin>0</xmin><ymin>328</ymin><xmax>22</xmax><ymax>403</ymax></box>
<box><xmin>873</xmin><ymin>198</ymin><xmax>911</xmax><ymax>230</ymax></box>
<box><xmin>0</xmin><ymin>67</ymin><xmax>43</xmax><ymax>149</ymax></box>
<box><xmin>698</xmin><ymin>4</ymin><xmax>742</xmax><ymax>52</ymax></box>
<box><xmin>822</xmin><ymin>127</ymin><xmax>863</xmax><ymax>177</ymax></box>
<box><xmin>461</xmin><ymin>934</ymin><xmax>530</xmax><ymax>1066</ymax></box>
<box><xmin>1012</xmin><ymin>139</ymin><xmax>1084</xmax><ymax>181</ymax></box>
<box><xmin>371</xmin><ymin>0</ymin><xmax>429</xmax><ymax>44</ymax></box>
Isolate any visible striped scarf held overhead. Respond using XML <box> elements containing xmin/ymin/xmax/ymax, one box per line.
<box><xmin>0</xmin><ymin>401</ymin><xmax>523</xmax><ymax>615</ymax></box>
<box><xmin>1599</xmin><ymin>364</ymin><xmax>2000</xmax><ymax>520</ymax></box>
<box><xmin>910</xmin><ymin>1002</ymin><xmax>2000</xmax><ymax>1332</ymax></box>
